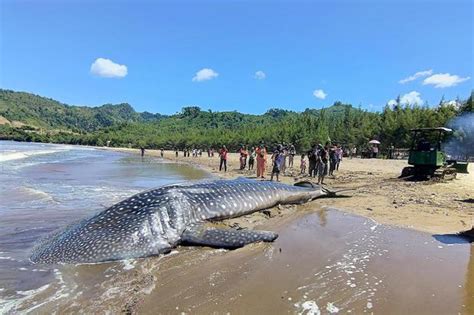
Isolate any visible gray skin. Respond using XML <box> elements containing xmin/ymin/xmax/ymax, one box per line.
<box><xmin>31</xmin><ymin>177</ymin><xmax>332</xmax><ymax>264</ymax></box>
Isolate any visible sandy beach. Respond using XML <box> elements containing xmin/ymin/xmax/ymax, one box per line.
<box><xmin>90</xmin><ymin>147</ymin><xmax>474</xmax><ymax>314</ymax></box>
<box><xmin>106</xmin><ymin>147</ymin><xmax>473</xmax><ymax>235</ymax></box>
<box><xmin>4</xmin><ymin>143</ymin><xmax>472</xmax><ymax>314</ymax></box>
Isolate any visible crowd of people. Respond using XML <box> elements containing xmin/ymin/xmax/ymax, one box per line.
<box><xmin>216</xmin><ymin>142</ymin><xmax>344</xmax><ymax>184</ymax></box>
<box><xmin>305</xmin><ymin>143</ymin><xmax>343</xmax><ymax>184</ymax></box>
<box><xmin>152</xmin><ymin>142</ymin><xmax>349</xmax><ymax>183</ymax></box>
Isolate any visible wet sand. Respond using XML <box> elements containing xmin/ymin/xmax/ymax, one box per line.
<box><xmin>137</xmin><ymin>210</ymin><xmax>473</xmax><ymax>315</ymax></box>
<box><xmin>11</xmin><ymin>209</ymin><xmax>473</xmax><ymax>314</ymax></box>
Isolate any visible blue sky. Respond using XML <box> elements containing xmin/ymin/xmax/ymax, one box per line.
<box><xmin>1</xmin><ymin>0</ymin><xmax>472</xmax><ymax>114</ymax></box>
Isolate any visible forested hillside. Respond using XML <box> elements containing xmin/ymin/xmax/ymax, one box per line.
<box><xmin>0</xmin><ymin>89</ymin><xmax>472</xmax><ymax>152</ymax></box>
<box><xmin>0</xmin><ymin>89</ymin><xmax>161</xmax><ymax>132</ymax></box>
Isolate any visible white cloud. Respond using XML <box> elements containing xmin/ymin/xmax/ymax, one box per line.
<box><xmin>443</xmin><ymin>99</ymin><xmax>462</xmax><ymax>109</ymax></box>
<box><xmin>400</xmin><ymin>91</ymin><xmax>423</xmax><ymax>105</ymax></box>
<box><xmin>254</xmin><ymin>70</ymin><xmax>266</xmax><ymax>80</ymax></box>
<box><xmin>423</xmin><ymin>73</ymin><xmax>470</xmax><ymax>88</ymax></box>
<box><xmin>192</xmin><ymin>68</ymin><xmax>218</xmax><ymax>82</ymax></box>
<box><xmin>387</xmin><ymin>99</ymin><xmax>397</xmax><ymax>106</ymax></box>
<box><xmin>313</xmin><ymin>89</ymin><xmax>327</xmax><ymax>100</ymax></box>
<box><xmin>90</xmin><ymin>58</ymin><xmax>127</xmax><ymax>78</ymax></box>
<box><xmin>399</xmin><ymin>69</ymin><xmax>433</xmax><ymax>84</ymax></box>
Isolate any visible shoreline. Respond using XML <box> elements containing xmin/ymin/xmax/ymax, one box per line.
<box><xmin>102</xmin><ymin>146</ymin><xmax>473</xmax><ymax>234</ymax></box>
<box><xmin>3</xmin><ymin>142</ymin><xmax>472</xmax><ymax>314</ymax></box>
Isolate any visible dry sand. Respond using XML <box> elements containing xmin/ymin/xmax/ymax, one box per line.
<box><xmin>106</xmin><ymin>147</ymin><xmax>473</xmax><ymax>235</ymax></box>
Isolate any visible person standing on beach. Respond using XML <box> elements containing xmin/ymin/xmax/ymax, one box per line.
<box><xmin>160</xmin><ymin>148</ymin><xmax>164</xmax><ymax>158</ymax></box>
<box><xmin>239</xmin><ymin>145</ymin><xmax>248</xmax><ymax>170</ymax></box>
<box><xmin>388</xmin><ymin>143</ymin><xmax>394</xmax><ymax>159</ymax></box>
<box><xmin>335</xmin><ymin>145</ymin><xmax>343</xmax><ymax>170</ymax></box>
<box><xmin>175</xmin><ymin>148</ymin><xmax>178</xmax><ymax>158</ymax></box>
<box><xmin>300</xmin><ymin>153</ymin><xmax>307</xmax><ymax>174</ymax></box>
<box><xmin>288</xmin><ymin>144</ymin><xmax>296</xmax><ymax>168</ymax></box>
<box><xmin>307</xmin><ymin>145</ymin><xmax>317</xmax><ymax>177</ymax></box>
<box><xmin>219</xmin><ymin>145</ymin><xmax>228</xmax><ymax>172</ymax></box>
<box><xmin>328</xmin><ymin>145</ymin><xmax>337</xmax><ymax>176</ymax></box>
<box><xmin>314</xmin><ymin>144</ymin><xmax>322</xmax><ymax>178</ymax></box>
<box><xmin>317</xmin><ymin>144</ymin><xmax>328</xmax><ymax>184</ymax></box>
<box><xmin>351</xmin><ymin>146</ymin><xmax>357</xmax><ymax>159</ymax></box>
<box><xmin>270</xmin><ymin>146</ymin><xmax>284</xmax><ymax>181</ymax></box>
<box><xmin>372</xmin><ymin>145</ymin><xmax>379</xmax><ymax>158</ymax></box>
<box><xmin>280</xmin><ymin>144</ymin><xmax>288</xmax><ymax>175</ymax></box>
<box><xmin>256</xmin><ymin>143</ymin><xmax>267</xmax><ymax>179</ymax></box>
<box><xmin>248</xmin><ymin>147</ymin><xmax>256</xmax><ymax>170</ymax></box>
<box><xmin>140</xmin><ymin>146</ymin><xmax>145</xmax><ymax>157</ymax></box>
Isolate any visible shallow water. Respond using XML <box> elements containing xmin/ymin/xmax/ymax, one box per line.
<box><xmin>1</xmin><ymin>141</ymin><xmax>472</xmax><ymax>314</ymax></box>
<box><xmin>0</xmin><ymin>141</ymin><xmax>209</xmax><ymax>312</ymax></box>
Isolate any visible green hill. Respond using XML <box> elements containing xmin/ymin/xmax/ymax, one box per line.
<box><xmin>0</xmin><ymin>89</ymin><xmax>161</xmax><ymax>132</ymax></box>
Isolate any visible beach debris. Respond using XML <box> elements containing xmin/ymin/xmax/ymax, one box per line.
<box><xmin>326</xmin><ymin>302</ymin><xmax>340</xmax><ymax>313</ymax></box>
<box><xmin>295</xmin><ymin>300</ymin><xmax>321</xmax><ymax>315</ymax></box>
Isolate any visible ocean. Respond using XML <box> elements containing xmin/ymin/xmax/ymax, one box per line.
<box><xmin>0</xmin><ymin>141</ymin><xmax>209</xmax><ymax>312</ymax></box>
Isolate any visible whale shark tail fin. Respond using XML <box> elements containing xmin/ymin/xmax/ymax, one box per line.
<box><xmin>321</xmin><ymin>186</ymin><xmax>355</xmax><ymax>197</ymax></box>
<box><xmin>294</xmin><ymin>181</ymin><xmax>354</xmax><ymax>197</ymax></box>
<box><xmin>181</xmin><ymin>224</ymin><xmax>278</xmax><ymax>249</ymax></box>
<box><xmin>322</xmin><ymin>186</ymin><xmax>335</xmax><ymax>196</ymax></box>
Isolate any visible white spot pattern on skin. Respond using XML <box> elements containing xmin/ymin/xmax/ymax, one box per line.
<box><xmin>31</xmin><ymin>178</ymin><xmax>320</xmax><ymax>264</ymax></box>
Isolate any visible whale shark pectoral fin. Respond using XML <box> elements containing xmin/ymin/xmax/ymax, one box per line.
<box><xmin>181</xmin><ymin>224</ymin><xmax>278</xmax><ymax>249</ymax></box>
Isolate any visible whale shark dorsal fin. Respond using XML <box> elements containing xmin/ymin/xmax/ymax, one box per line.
<box><xmin>181</xmin><ymin>224</ymin><xmax>278</xmax><ymax>249</ymax></box>
<box><xmin>293</xmin><ymin>181</ymin><xmax>315</xmax><ymax>188</ymax></box>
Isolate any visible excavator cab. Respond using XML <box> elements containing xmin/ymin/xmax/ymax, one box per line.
<box><xmin>401</xmin><ymin>127</ymin><xmax>468</xmax><ymax>179</ymax></box>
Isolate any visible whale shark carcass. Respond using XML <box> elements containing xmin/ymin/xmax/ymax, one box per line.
<box><xmin>31</xmin><ymin>177</ymin><xmax>335</xmax><ymax>264</ymax></box>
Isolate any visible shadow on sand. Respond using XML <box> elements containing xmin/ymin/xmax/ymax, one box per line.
<box><xmin>456</xmin><ymin>198</ymin><xmax>474</xmax><ymax>204</ymax></box>
<box><xmin>433</xmin><ymin>228</ymin><xmax>474</xmax><ymax>244</ymax></box>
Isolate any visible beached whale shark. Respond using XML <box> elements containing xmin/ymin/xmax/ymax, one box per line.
<box><xmin>31</xmin><ymin>177</ymin><xmax>335</xmax><ymax>264</ymax></box>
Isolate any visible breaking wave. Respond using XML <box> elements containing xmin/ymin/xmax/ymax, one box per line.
<box><xmin>0</xmin><ymin>149</ymin><xmax>70</xmax><ymax>162</ymax></box>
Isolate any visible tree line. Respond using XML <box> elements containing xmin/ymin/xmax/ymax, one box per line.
<box><xmin>1</xmin><ymin>90</ymin><xmax>472</xmax><ymax>154</ymax></box>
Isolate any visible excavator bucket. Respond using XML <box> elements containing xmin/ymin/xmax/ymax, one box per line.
<box><xmin>454</xmin><ymin>162</ymin><xmax>469</xmax><ymax>174</ymax></box>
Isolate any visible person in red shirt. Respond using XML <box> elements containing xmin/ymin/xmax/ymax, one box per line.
<box><xmin>219</xmin><ymin>145</ymin><xmax>228</xmax><ymax>172</ymax></box>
